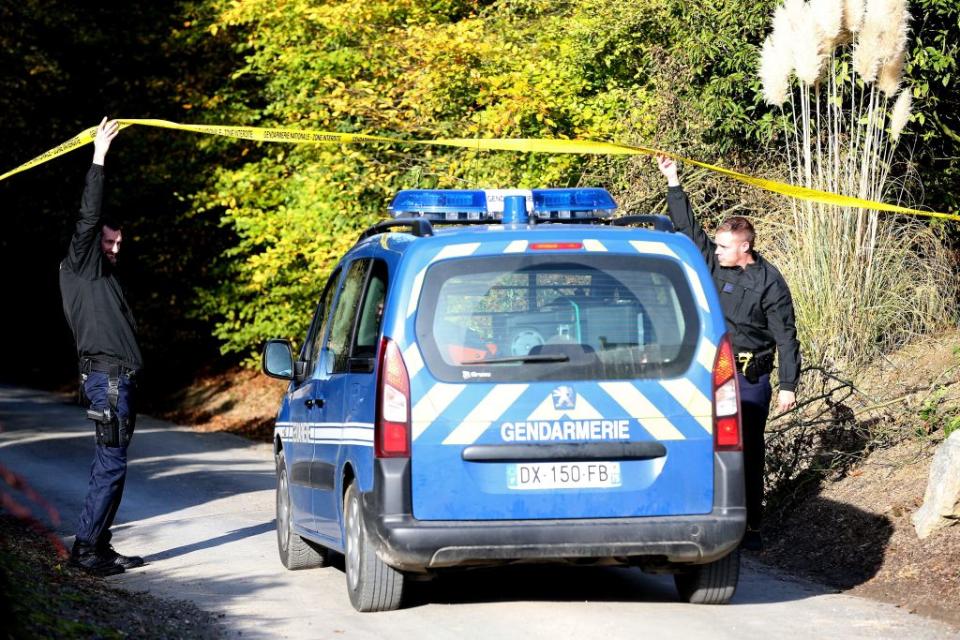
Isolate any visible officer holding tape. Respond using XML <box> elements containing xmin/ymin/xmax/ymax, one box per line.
<box><xmin>657</xmin><ymin>155</ymin><xmax>800</xmax><ymax>551</ymax></box>
<box><xmin>60</xmin><ymin>117</ymin><xmax>144</xmax><ymax>576</ymax></box>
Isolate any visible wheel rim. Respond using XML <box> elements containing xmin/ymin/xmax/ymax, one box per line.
<box><xmin>277</xmin><ymin>468</ymin><xmax>290</xmax><ymax>552</ymax></box>
<box><xmin>346</xmin><ymin>492</ymin><xmax>360</xmax><ymax>591</ymax></box>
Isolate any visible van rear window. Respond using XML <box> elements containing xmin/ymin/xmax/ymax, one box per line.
<box><xmin>415</xmin><ymin>254</ymin><xmax>700</xmax><ymax>382</ymax></box>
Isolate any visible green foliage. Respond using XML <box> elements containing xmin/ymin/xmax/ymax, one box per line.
<box><xmin>945</xmin><ymin>415</ymin><xmax>960</xmax><ymax>439</ymax></box>
<box><xmin>918</xmin><ymin>387</ymin><xmax>947</xmax><ymax>429</ymax></box>
<box><xmin>187</xmin><ymin>0</ymin><xmax>624</xmax><ymax>355</ymax></box>
<box><xmin>182</xmin><ymin>0</ymin><xmax>959</xmax><ymax>361</ymax></box>
<box><xmin>186</xmin><ymin>0</ymin><xmax>784</xmax><ymax>357</ymax></box>
<box><xmin>915</xmin><ymin>386</ymin><xmax>960</xmax><ymax>438</ymax></box>
<box><xmin>906</xmin><ymin>0</ymin><xmax>960</xmax><ymax>214</ymax></box>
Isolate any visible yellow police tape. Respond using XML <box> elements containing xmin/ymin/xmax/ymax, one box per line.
<box><xmin>2</xmin><ymin>117</ymin><xmax>958</xmax><ymax>222</ymax></box>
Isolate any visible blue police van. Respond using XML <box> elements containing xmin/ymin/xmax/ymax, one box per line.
<box><xmin>261</xmin><ymin>188</ymin><xmax>746</xmax><ymax>611</ymax></box>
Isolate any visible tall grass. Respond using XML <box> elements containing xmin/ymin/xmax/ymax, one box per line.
<box><xmin>759</xmin><ymin>0</ymin><xmax>955</xmax><ymax>371</ymax></box>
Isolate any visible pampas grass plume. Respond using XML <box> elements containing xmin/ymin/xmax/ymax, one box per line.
<box><xmin>811</xmin><ymin>0</ymin><xmax>843</xmax><ymax>50</ymax></box>
<box><xmin>772</xmin><ymin>2</ymin><xmax>794</xmax><ymax>49</ymax></box>
<box><xmin>853</xmin><ymin>0</ymin><xmax>885</xmax><ymax>81</ymax></box>
<box><xmin>760</xmin><ymin>34</ymin><xmax>792</xmax><ymax>105</ymax></box>
<box><xmin>890</xmin><ymin>90</ymin><xmax>912</xmax><ymax>140</ymax></box>
<box><xmin>877</xmin><ymin>50</ymin><xmax>905</xmax><ymax>95</ymax></box>
<box><xmin>854</xmin><ymin>0</ymin><xmax>910</xmax><ymax>83</ymax></box>
<box><xmin>843</xmin><ymin>0</ymin><xmax>866</xmax><ymax>33</ymax></box>
<box><xmin>876</xmin><ymin>0</ymin><xmax>910</xmax><ymax>65</ymax></box>
<box><xmin>793</xmin><ymin>1</ymin><xmax>825</xmax><ymax>84</ymax></box>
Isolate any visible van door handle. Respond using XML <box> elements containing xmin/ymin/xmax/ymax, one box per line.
<box><xmin>305</xmin><ymin>398</ymin><xmax>324</xmax><ymax>409</ymax></box>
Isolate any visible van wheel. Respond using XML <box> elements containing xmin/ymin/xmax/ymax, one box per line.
<box><xmin>344</xmin><ymin>483</ymin><xmax>404</xmax><ymax>611</ymax></box>
<box><xmin>674</xmin><ymin>548</ymin><xmax>739</xmax><ymax>604</ymax></box>
<box><xmin>276</xmin><ymin>450</ymin><xmax>329</xmax><ymax>570</ymax></box>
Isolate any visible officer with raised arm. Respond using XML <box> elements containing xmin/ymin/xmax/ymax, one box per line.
<box><xmin>61</xmin><ymin>117</ymin><xmax>145</xmax><ymax>575</ymax></box>
<box><xmin>656</xmin><ymin>155</ymin><xmax>800</xmax><ymax>551</ymax></box>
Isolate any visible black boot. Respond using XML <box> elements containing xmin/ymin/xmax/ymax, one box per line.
<box><xmin>98</xmin><ymin>543</ymin><xmax>145</xmax><ymax>570</ymax></box>
<box><xmin>69</xmin><ymin>541</ymin><xmax>124</xmax><ymax>577</ymax></box>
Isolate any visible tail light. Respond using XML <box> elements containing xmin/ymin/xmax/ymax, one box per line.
<box><xmin>713</xmin><ymin>335</ymin><xmax>742</xmax><ymax>451</ymax></box>
<box><xmin>376</xmin><ymin>337</ymin><xmax>411</xmax><ymax>458</ymax></box>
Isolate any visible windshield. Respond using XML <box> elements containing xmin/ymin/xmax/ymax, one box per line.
<box><xmin>414</xmin><ymin>254</ymin><xmax>701</xmax><ymax>382</ymax></box>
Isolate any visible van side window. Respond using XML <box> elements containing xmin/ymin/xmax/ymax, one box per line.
<box><xmin>352</xmin><ymin>260</ymin><xmax>388</xmax><ymax>360</ymax></box>
<box><xmin>302</xmin><ymin>267</ymin><xmax>341</xmax><ymax>377</ymax></box>
<box><xmin>326</xmin><ymin>259</ymin><xmax>370</xmax><ymax>374</ymax></box>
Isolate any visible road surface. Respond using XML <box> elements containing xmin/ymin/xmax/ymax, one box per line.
<box><xmin>0</xmin><ymin>385</ymin><xmax>955</xmax><ymax>639</ymax></box>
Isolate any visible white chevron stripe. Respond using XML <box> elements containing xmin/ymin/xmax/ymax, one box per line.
<box><xmin>406</xmin><ymin>243</ymin><xmax>481</xmax><ymax>317</ymax></box>
<box><xmin>629</xmin><ymin>240</ymin><xmax>679</xmax><ymax>259</ymax></box>
<box><xmin>403</xmin><ymin>343</ymin><xmax>425</xmax><ymax>380</ymax></box>
<box><xmin>406</xmin><ymin>268</ymin><xmax>428</xmax><ymax>318</ymax></box>
<box><xmin>504</xmin><ymin>240</ymin><xmax>528</xmax><ymax>253</ymax></box>
<box><xmin>660</xmin><ymin>378</ymin><xmax>713</xmax><ymax>435</ymax></box>
<box><xmin>696</xmin><ymin>337</ymin><xmax>717</xmax><ymax>372</ymax></box>
<box><xmin>598</xmin><ymin>382</ymin><xmax>686</xmax><ymax>440</ymax></box>
<box><xmin>684</xmin><ymin>263</ymin><xmax>710</xmax><ymax>312</ymax></box>
<box><xmin>443</xmin><ymin>384</ymin><xmax>529</xmax><ymax>445</ymax></box>
<box><xmin>412</xmin><ymin>383</ymin><xmax>466</xmax><ymax>440</ymax></box>
<box><xmin>582</xmin><ymin>239</ymin><xmax>607</xmax><ymax>252</ymax></box>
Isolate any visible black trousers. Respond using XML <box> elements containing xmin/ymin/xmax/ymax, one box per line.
<box><xmin>737</xmin><ymin>371</ymin><xmax>772</xmax><ymax>530</ymax></box>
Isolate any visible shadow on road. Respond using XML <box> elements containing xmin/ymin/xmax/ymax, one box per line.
<box><xmin>321</xmin><ymin>557</ymin><xmax>830</xmax><ymax>608</ymax></box>
<box><xmin>146</xmin><ymin>520</ymin><xmax>277</xmax><ymax>561</ymax></box>
<box><xmin>403</xmin><ymin>564</ymin><xmax>678</xmax><ymax>606</ymax></box>
<box><xmin>0</xmin><ymin>385</ymin><xmax>275</xmax><ymax>535</ymax></box>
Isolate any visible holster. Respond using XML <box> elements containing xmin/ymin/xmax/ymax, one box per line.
<box><xmin>84</xmin><ymin>363</ymin><xmax>135</xmax><ymax>448</ymax></box>
<box><xmin>88</xmin><ymin>408</ymin><xmax>135</xmax><ymax>448</ymax></box>
<box><xmin>737</xmin><ymin>350</ymin><xmax>775</xmax><ymax>384</ymax></box>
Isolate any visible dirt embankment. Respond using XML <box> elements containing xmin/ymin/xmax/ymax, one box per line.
<box><xmin>158</xmin><ymin>366</ymin><xmax>287</xmax><ymax>443</ymax></box>
<box><xmin>757</xmin><ymin>332</ymin><xmax>960</xmax><ymax>629</ymax></box>
<box><xmin>759</xmin><ymin>438</ymin><xmax>960</xmax><ymax>627</ymax></box>
<box><xmin>0</xmin><ymin>515</ymin><xmax>225</xmax><ymax>639</ymax></box>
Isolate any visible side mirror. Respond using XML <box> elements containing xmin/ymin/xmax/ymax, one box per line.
<box><xmin>262</xmin><ymin>339</ymin><xmax>295</xmax><ymax>380</ymax></box>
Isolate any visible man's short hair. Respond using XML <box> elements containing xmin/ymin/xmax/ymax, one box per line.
<box><xmin>101</xmin><ymin>216</ymin><xmax>123</xmax><ymax>232</ymax></box>
<box><xmin>717</xmin><ymin>216</ymin><xmax>755</xmax><ymax>249</ymax></box>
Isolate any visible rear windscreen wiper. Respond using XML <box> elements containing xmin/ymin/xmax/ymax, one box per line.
<box><xmin>459</xmin><ymin>354</ymin><xmax>569</xmax><ymax>365</ymax></box>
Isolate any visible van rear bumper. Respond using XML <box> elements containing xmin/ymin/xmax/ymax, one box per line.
<box><xmin>368</xmin><ymin>508</ymin><xmax>746</xmax><ymax>570</ymax></box>
<box><xmin>364</xmin><ymin>457</ymin><xmax>746</xmax><ymax>571</ymax></box>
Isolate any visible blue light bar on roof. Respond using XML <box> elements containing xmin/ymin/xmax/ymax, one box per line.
<box><xmin>531</xmin><ymin>188</ymin><xmax>617</xmax><ymax>219</ymax></box>
<box><xmin>389</xmin><ymin>189</ymin><xmax>488</xmax><ymax>221</ymax></box>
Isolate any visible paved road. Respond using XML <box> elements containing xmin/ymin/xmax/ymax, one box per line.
<box><xmin>1</xmin><ymin>384</ymin><xmax>956</xmax><ymax>640</ymax></box>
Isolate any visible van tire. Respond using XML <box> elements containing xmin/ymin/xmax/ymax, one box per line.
<box><xmin>344</xmin><ymin>483</ymin><xmax>404</xmax><ymax>611</ymax></box>
<box><xmin>276</xmin><ymin>450</ymin><xmax>330</xmax><ymax>570</ymax></box>
<box><xmin>674</xmin><ymin>548</ymin><xmax>739</xmax><ymax>604</ymax></box>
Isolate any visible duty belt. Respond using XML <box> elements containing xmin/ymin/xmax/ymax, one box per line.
<box><xmin>80</xmin><ymin>357</ymin><xmax>138</xmax><ymax>379</ymax></box>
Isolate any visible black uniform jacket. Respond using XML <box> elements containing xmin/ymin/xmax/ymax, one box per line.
<box><xmin>59</xmin><ymin>164</ymin><xmax>143</xmax><ymax>371</ymax></box>
<box><xmin>666</xmin><ymin>186</ymin><xmax>800</xmax><ymax>392</ymax></box>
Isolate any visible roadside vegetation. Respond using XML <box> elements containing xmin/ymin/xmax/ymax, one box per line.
<box><xmin>0</xmin><ymin>515</ymin><xmax>225</xmax><ymax>639</ymax></box>
<box><xmin>1</xmin><ymin>0</ymin><xmax>957</xmax><ymax>373</ymax></box>
<box><xmin>173</xmin><ymin>0</ymin><xmax>959</xmax><ymax>367</ymax></box>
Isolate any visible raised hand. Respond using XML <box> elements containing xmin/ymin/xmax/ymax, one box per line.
<box><xmin>93</xmin><ymin>117</ymin><xmax>120</xmax><ymax>166</ymax></box>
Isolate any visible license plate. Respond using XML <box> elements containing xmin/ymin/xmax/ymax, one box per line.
<box><xmin>506</xmin><ymin>462</ymin><xmax>622</xmax><ymax>490</ymax></box>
